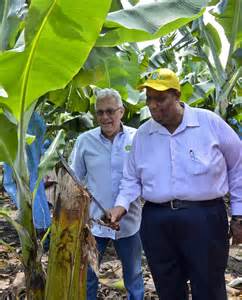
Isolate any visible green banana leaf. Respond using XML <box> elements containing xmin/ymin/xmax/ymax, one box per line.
<box><xmin>48</xmin><ymin>87</ymin><xmax>70</xmax><ymax>108</ymax></box>
<box><xmin>0</xmin><ymin>114</ymin><xmax>17</xmax><ymax>165</ymax></box>
<box><xmin>33</xmin><ymin>129</ymin><xmax>65</xmax><ymax>199</ymax></box>
<box><xmin>180</xmin><ymin>82</ymin><xmax>194</xmax><ymax>102</ymax></box>
<box><xmin>128</xmin><ymin>0</ymin><xmax>140</xmax><ymax>5</ymax></box>
<box><xmin>212</xmin><ymin>0</ymin><xmax>242</xmax><ymax>49</ymax></box>
<box><xmin>96</xmin><ymin>0</ymin><xmax>208</xmax><ymax>46</ymax></box>
<box><xmin>0</xmin><ymin>0</ymin><xmax>112</xmax><ymax>120</ymax></box>
<box><xmin>204</xmin><ymin>23</ymin><xmax>222</xmax><ymax>56</ymax></box>
<box><xmin>0</xmin><ymin>210</ymin><xmax>34</xmax><ymax>258</ymax></box>
<box><xmin>188</xmin><ymin>81</ymin><xmax>215</xmax><ymax>106</ymax></box>
<box><xmin>65</xmin><ymin>85</ymin><xmax>90</xmax><ymax>113</ymax></box>
<box><xmin>48</xmin><ymin>76</ymin><xmax>91</xmax><ymax>113</ymax></box>
<box><xmin>232</xmin><ymin>48</ymin><xmax>242</xmax><ymax>67</ymax></box>
<box><xmin>78</xmin><ymin>46</ymin><xmax>145</xmax><ymax>98</ymax></box>
<box><xmin>0</xmin><ymin>0</ymin><xmax>26</xmax><ymax>51</ymax></box>
<box><xmin>110</xmin><ymin>0</ymin><xmax>123</xmax><ymax>12</ymax></box>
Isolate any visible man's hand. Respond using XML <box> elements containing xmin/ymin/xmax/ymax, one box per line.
<box><xmin>109</xmin><ymin>206</ymin><xmax>127</xmax><ymax>223</ymax></box>
<box><xmin>99</xmin><ymin>206</ymin><xmax>126</xmax><ymax>231</ymax></box>
<box><xmin>101</xmin><ymin>206</ymin><xmax>127</xmax><ymax>231</ymax></box>
<box><xmin>230</xmin><ymin>218</ymin><xmax>242</xmax><ymax>245</ymax></box>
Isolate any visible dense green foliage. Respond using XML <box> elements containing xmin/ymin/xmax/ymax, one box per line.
<box><xmin>0</xmin><ymin>0</ymin><xmax>241</xmax><ymax>298</ymax></box>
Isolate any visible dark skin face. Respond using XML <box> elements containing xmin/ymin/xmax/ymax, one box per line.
<box><xmin>146</xmin><ymin>87</ymin><xmax>184</xmax><ymax>133</ymax></box>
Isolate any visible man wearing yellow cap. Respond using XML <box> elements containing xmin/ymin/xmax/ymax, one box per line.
<box><xmin>108</xmin><ymin>69</ymin><xmax>242</xmax><ymax>300</ymax></box>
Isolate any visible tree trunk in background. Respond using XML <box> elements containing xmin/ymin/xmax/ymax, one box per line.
<box><xmin>45</xmin><ymin>168</ymin><xmax>91</xmax><ymax>300</ymax></box>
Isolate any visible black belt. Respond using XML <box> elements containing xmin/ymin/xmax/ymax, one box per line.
<box><xmin>147</xmin><ymin>198</ymin><xmax>223</xmax><ymax>210</ymax></box>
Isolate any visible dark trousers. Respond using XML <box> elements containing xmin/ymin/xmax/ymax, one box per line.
<box><xmin>140</xmin><ymin>201</ymin><xmax>229</xmax><ymax>300</ymax></box>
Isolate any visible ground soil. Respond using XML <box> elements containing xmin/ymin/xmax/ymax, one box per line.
<box><xmin>1</xmin><ymin>196</ymin><xmax>242</xmax><ymax>299</ymax></box>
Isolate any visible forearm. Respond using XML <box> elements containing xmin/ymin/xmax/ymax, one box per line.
<box><xmin>115</xmin><ymin>178</ymin><xmax>141</xmax><ymax>212</ymax></box>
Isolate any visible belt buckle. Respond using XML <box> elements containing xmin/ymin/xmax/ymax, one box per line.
<box><xmin>170</xmin><ymin>199</ymin><xmax>179</xmax><ymax>210</ymax></box>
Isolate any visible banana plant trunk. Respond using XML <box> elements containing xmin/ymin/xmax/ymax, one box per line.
<box><xmin>45</xmin><ymin>168</ymin><xmax>91</xmax><ymax>300</ymax></box>
<box><xmin>17</xmin><ymin>181</ymin><xmax>46</xmax><ymax>300</ymax></box>
<box><xmin>24</xmin><ymin>246</ymin><xmax>46</xmax><ymax>300</ymax></box>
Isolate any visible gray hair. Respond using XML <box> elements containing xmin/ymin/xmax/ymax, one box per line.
<box><xmin>95</xmin><ymin>88</ymin><xmax>123</xmax><ymax>108</ymax></box>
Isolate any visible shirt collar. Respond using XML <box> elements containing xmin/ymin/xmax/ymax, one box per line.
<box><xmin>182</xmin><ymin>103</ymin><xmax>200</xmax><ymax>128</ymax></box>
<box><xmin>149</xmin><ymin>103</ymin><xmax>200</xmax><ymax>135</ymax></box>
<box><xmin>98</xmin><ymin>123</ymin><xmax>125</xmax><ymax>141</ymax></box>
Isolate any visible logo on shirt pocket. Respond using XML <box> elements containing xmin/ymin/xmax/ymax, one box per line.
<box><xmin>125</xmin><ymin>144</ymin><xmax>132</xmax><ymax>152</ymax></box>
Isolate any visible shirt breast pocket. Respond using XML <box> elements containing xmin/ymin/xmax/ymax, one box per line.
<box><xmin>187</xmin><ymin>150</ymin><xmax>210</xmax><ymax>175</ymax></box>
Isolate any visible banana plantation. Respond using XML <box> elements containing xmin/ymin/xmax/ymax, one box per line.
<box><xmin>0</xmin><ymin>0</ymin><xmax>241</xmax><ymax>299</ymax></box>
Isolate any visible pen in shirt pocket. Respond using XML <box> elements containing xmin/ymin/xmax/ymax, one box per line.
<box><xmin>189</xmin><ymin>149</ymin><xmax>196</xmax><ymax>160</ymax></box>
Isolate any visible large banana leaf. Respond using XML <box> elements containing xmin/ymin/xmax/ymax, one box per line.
<box><xmin>204</xmin><ymin>23</ymin><xmax>222</xmax><ymax>56</ymax></box>
<box><xmin>212</xmin><ymin>0</ymin><xmax>242</xmax><ymax>49</ymax></box>
<box><xmin>0</xmin><ymin>114</ymin><xmax>17</xmax><ymax>165</ymax></box>
<box><xmin>96</xmin><ymin>0</ymin><xmax>208</xmax><ymax>46</ymax></box>
<box><xmin>78</xmin><ymin>46</ymin><xmax>145</xmax><ymax>98</ymax></box>
<box><xmin>0</xmin><ymin>0</ymin><xmax>26</xmax><ymax>51</ymax></box>
<box><xmin>0</xmin><ymin>0</ymin><xmax>111</xmax><ymax>120</ymax></box>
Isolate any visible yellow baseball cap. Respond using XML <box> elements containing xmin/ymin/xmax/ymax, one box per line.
<box><xmin>139</xmin><ymin>68</ymin><xmax>180</xmax><ymax>92</ymax></box>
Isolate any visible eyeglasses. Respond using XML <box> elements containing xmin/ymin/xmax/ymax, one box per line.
<box><xmin>96</xmin><ymin>107</ymin><xmax>121</xmax><ymax>117</ymax></box>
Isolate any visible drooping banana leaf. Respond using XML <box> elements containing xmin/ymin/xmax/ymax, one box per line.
<box><xmin>0</xmin><ymin>0</ymin><xmax>112</xmax><ymax>121</ymax></box>
<box><xmin>78</xmin><ymin>45</ymin><xmax>145</xmax><ymax>98</ymax></box>
<box><xmin>211</xmin><ymin>0</ymin><xmax>242</xmax><ymax>58</ymax></box>
<box><xmin>188</xmin><ymin>81</ymin><xmax>215</xmax><ymax>106</ymax></box>
<box><xmin>0</xmin><ymin>210</ymin><xmax>33</xmax><ymax>258</ymax></box>
<box><xmin>33</xmin><ymin>129</ymin><xmax>65</xmax><ymax>200</ymax></box>
<box><xmin>96</xmin><ymin>0</ymin><xmax>209</xmax><ymax>46</ymax></box>
<box><xmin>204</xmin><ymin>23</ymin><xmax>222</xmax><ymax>56</ymax></box>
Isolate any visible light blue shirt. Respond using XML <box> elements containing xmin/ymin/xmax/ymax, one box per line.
<box><xmin>70</xmin><ymin>125</ymin><xmax>141</xmax><ymax>239</ymax></box>
<box><xmin>115</xmin><ymin>104</ymin><xmax>242</xmax><ymax>215</ymax></box>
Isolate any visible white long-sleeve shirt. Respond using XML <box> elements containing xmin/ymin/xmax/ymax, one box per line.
<box><xmin>115</xmin><ymin>104</ymin><xmax>242</xmax><ymax>215</ymax></box>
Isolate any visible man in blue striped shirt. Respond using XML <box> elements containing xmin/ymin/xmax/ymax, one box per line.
<box><xmin>70</xmin><ymin>88</ymin><xmax>144</xmax><ymax>300</ymax></box>
<box><xmin>109</xmin><ymin>69</ymin><xmax>242</xmax><ymax>300</ymax></box>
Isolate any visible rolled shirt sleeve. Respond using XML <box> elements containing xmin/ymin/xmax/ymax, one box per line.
<box><xmin>212</xmin><ymin>115</ymin><xmax>242</xmax><ymax>215</ymax></box>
